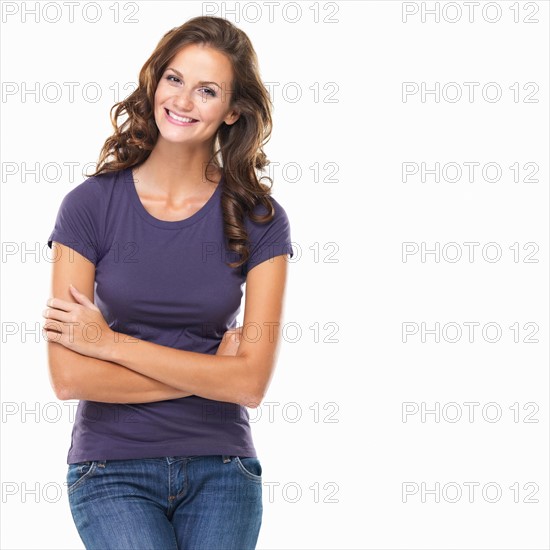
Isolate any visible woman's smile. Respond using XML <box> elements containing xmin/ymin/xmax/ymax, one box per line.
<box><xmin>164</xmin><ymin>108</ymin><xmax>199</xmax><ymax>125</ymax></box>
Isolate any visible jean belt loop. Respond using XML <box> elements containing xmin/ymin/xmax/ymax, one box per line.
<box><xmin>222</xmin><ymin>455</ymin><xmax>231</xmax><ymax>463</ymax></box>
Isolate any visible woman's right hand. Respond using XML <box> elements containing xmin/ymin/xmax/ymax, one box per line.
<box><xmin>215</xmin><ymin>326</ymin><xmax>243</xmax><ymax>356</ymax></box>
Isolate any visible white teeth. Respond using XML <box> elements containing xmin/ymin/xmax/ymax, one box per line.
<box><xmin>168</xmin><ymin>110</ymin><xmax>196</xmax><ymax>123</ymax></box>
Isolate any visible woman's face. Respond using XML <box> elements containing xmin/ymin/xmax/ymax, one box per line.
<box><xmin>154</xmin><ymin>43</ymin><xmax>239</xmax><ymax>147</ymax></box>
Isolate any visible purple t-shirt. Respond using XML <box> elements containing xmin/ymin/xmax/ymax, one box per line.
<box><xmin>47</xmin><ymin>167</ymin><xmax>293</xmax><ymax>464</ymax></box>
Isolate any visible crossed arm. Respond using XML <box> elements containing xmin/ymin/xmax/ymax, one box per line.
<box><xmin>44</xmin><ymin>242</ymin><xmax>289</xmax><ymax>408</ymax></box>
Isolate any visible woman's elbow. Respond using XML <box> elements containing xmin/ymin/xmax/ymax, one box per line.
<box><xmin>244</xmin><ymin>393</ymin><xmax>263</xmax><ymax>409</ymax></box>
<box><xmin>48</xmin><ymin>371</ymin><xmax>73</xmax><ymax>401</ymax></box>
<box><xmin>245</xmin><ymin>370</ymin><xmax>271</xmax><ymax>408</ymax></box>
<box><xmin>47</xmin><ymin>345</ymin><xmax>76</xmax><ymax>400</ymax></box>
<box><xmin>53</xmin><ymin>386</ymin><xmax>72</xmax><ymax>401</ymax></box>
<box><xmin>49</xmin><ymin>371</ymin><xmax>74</xmax><ymax>401</ymax></box>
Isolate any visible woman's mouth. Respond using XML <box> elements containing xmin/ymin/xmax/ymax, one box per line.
<box><xmin>165</xmin><ymin>108</ymin><xmax>199</xmax><ymax>125</ymax></box>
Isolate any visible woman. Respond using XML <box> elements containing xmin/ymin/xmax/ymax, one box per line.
<box><xmin>42</xmin><ymin>15</ymin><xmax>293</xmax><ymax>550</ymax></box>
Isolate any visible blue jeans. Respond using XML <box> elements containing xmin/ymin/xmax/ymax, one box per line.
<box><xmin>66</xmin><ymin>455</ymin><xmax>263</xmax><ymax>549</ymax></box>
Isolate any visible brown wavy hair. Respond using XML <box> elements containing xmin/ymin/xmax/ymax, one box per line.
<box><xmin>85</xmin><ymin>15</ymin><xmax>275</xmax><ymax>269</ymax></box>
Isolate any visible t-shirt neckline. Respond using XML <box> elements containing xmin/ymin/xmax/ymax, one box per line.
<box><xmin>124</xmin><ymin>167</ymin><xmax>223</xmax><ymax>229</ymax></box>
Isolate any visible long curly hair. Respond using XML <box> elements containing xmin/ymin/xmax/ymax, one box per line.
<box><xmin>85</xmin><ymin>15</ymin><xmax>275</xmax><ymax>269</ymax></box>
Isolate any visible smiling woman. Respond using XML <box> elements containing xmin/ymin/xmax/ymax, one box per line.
<box><xmin>153</xmin><ymin>43</ymin><xmax>240</xmax><ymax>144</ymax></box>
<box><xmin>43</xmin><ymin>15</ymin><xmax>293</xmax><ymax>550</ymax></box>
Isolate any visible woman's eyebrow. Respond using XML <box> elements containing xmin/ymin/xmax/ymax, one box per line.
<box><xmin>166</xmin><ymin>67</ymin><xmax>221</xmax><ymax>89</ymax></box>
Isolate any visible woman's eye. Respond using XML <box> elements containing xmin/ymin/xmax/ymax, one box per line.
<box><xmin>164</xmin><ymin>76</ymin><xmax>216</xmax><ymax>97</ymax></box>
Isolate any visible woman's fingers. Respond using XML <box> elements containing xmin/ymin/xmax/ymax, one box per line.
<box><xmin>224</xmin><ymin>326</ymin><xmax>243</xmax><ymax>336</ymax></box>
<box><xmin>216</xmin><ymin>327</ymin><xmax>244</xmax><ymax>356</ymax></box>
<box><xmin>42</xmin><ymin>307</ymin><xmax>71</xmax><ymax>323</ymax></box>
<box><xmin>46</xmin><ymin>297</ymin><xmax>72</xmax><ymax>312</ymax></box>
<box><xmin>228</xmin><ymin>327</ymin><xmax>243</xmax><ymax>343</ymax></box>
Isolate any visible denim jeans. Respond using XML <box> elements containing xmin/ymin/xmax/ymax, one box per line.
<box><xmin>66</xmin><ymin>455</ymin><xmax>263</xmax><ymax>550</ymax></box>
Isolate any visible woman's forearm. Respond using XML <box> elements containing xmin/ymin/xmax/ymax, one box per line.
<box><xmin>106</xmin><ymin>334</ymin><xmax>260</xmax><ymax>407</ymax></box>
<box><xmin>48</xmin><ymin>341</ymin><xmax>193</xmax><ymax>404</ymax></box>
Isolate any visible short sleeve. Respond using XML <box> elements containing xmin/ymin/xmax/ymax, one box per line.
<box><xmin>243</xmin><ymin>196</ymin><xmax>294</xmax><ymax>277</ymax></box>
<box><xmin>47</xmin><ymin>179</ymin><xmax>103</xmax><ymax>266</ymax></box>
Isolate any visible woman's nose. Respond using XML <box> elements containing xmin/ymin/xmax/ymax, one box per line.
<box><xmin>172</xmin><ymin>90</ymin><xmax>195</xmax><ymax>112</ymax></box>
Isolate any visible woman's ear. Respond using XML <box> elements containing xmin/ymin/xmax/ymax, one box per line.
<box><xmin>225</xmin><ymin>111</ymin><xmax>240</xmax><ymax>126</ymax></box>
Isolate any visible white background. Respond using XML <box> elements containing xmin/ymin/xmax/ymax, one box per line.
<box><xmin>1</xmin><ymin>1</ymin><xmax>548</xmax><ymax>549</ymax></box>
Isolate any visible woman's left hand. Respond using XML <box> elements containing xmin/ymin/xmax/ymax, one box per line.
<box><xmin>42</xmin><ymin>284</ymin><xmax>114</xmax><ymax>361</ymax></box>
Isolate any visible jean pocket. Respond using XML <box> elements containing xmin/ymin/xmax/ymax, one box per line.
<box><xmin>234</xmin><ymin>456</ymin><xmax>262</xmax><ymax>482</ymax></box>
<box><xmin>66</xmin><ymin>461</ymin><xmax>98</xmax><ymax>493</ymax></box>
